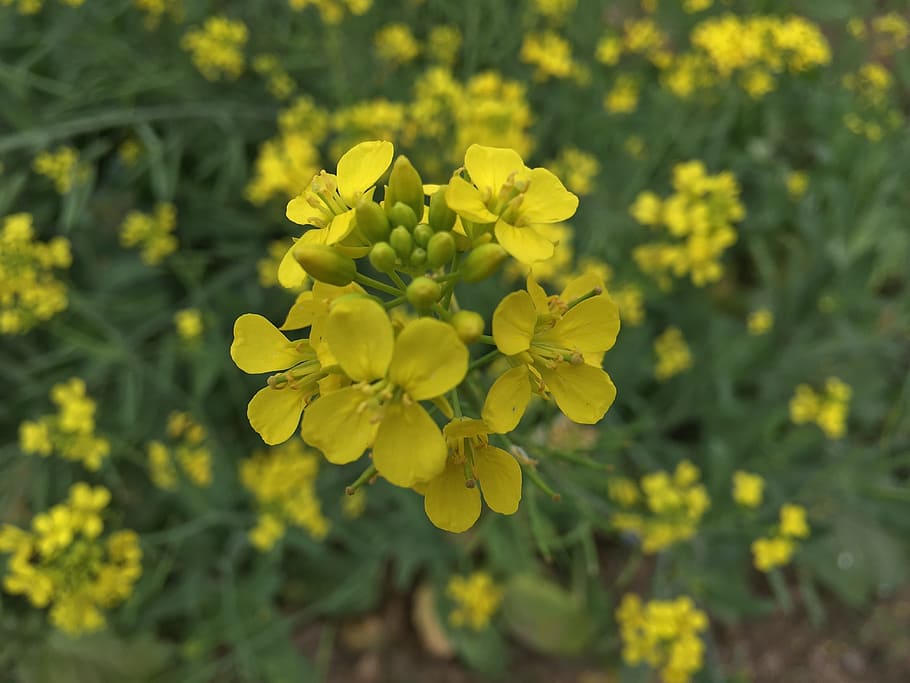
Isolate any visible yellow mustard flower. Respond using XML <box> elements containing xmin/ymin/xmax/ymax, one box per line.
<box><xmin>119</xmin><ymin>202</ymin><xmax>178</xmax><ymax>265</ymax></box>
<box><xmin>732</xmin><ymin>470</ymin><xmax>764</xmax><ymax>508</ymax></box>
<box><xmin>32</xmin><ymin>146</ymin><xmax>89</xmax><ymax>194</ymax></box>
<box><xmin>374</xmin><ymin>23</ymin><xmax>420</xmax><ymax>66</ymax></box>
<box><xmin>482</xmin><ymin>274</ymin><xmax>619</xmax><ymax>431</ymax></box>
<box><xmin>427</xmin><ymin>25</ymin><xmax>461</xmax><ymax>65</ymax></box>
<box><xmin>446</xmin><ymin>144</ymin><xmax>579</xmax><ymax>264</ymax></box>
<box><xmin>181</xmin><ymin>15</ymin><xmax>247</xmax><ymax>81</ymax></box>
<box><xmin>174</xmin><ymin>308</ymin><xmax>204</xmax><ymax>341</ymax></box>
<box><xmin>422</xmin><ymin>418</ymin><xmax>521</xmax><ymax>533</ymax></box>
<box><xmin>786</xmin><ymin>171</ymin><xmax>809</xmax><ymax>199</ymax></box>
<box><xmin>300</xmin><ymin>297</ymin><xmax>468</xmax><ymax>488</ymax></box>
<box><xmin>654</xmin><ymin>326</ymin><xmax>692</xmax><ymax>380</ymax></box>
<box><xmin>280</xmin><ymin>280</ymin><xmax>366</xmax><ymax>366</ymax></box>
<box><xmin>447</xmin><ymin>572</ymin><xmax>503</xmax><ymax>630</ymax></box>
<box><xmin>747</xmin><ymin>307</ymin><xmax>773</xmax><ymax>335</ymax></box>
<box><xmin>751</xmin><ymin>536</ymin><xmax>795</xmax><ymax>572</ymax></box>
<box><xmin>779</xmin><ymin>503</ymin><xmax>809</xmax><ymax>539</ymax></box>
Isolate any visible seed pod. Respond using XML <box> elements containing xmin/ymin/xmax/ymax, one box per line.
<box><xmin>426</xmin><ymin>231</ymin><xmax>456</xmax><ymax>268</ymax></box>
<box><xmin>294</xmin><ymin>244</ymin><xmax>356</xmax><ymax>286</ymax></box>
<box><xmin>406</xmin><ymin>276</ymin><xmax>441</xmax><ymax>309</ymax></box>
<box><xmin>368</xmin><ymin>242</ymin><xmax>397</xmax><ymax>273</ymax></box>
<box><xmin>355</xmin><ymin>198</ymin><xmax>391</xmax><ymax>243</ymax></box>
<box><xmin>450</xmin><ymin>310</ymin><xmax>485</xmax><ymax>343</ymax></box>
<box><xmin>460</xmin><ymin>243</ymin><xmax>507</xmax><ymax>282</ymax></box>
<box><xmin>390</xmin><ymin>225</ymin><xmax>414</xmax><ymax>260</ymax></box>
<box><xmin>428</xmin><ymin>186</ymin><xmax>457</xmax><ymax>232</ymax></box>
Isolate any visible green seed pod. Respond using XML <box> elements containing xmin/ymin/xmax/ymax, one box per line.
<box><xmin>460</xmin><ymin>243</ymin><xmax>508</xmax><ymax>282</ymax></box>
<box><xmin>386</xmin><ymin>155</ymin><xmax>425</xmax><ymax>218</ymax></box>
<box><xmin>387</xmin><ymin>202</ymin><xmax>419</xmax><ymax>232</ymax></box>
<box><xmin>450</xmin><ymin>310</ymin><xmax>485</xmax><ymax>343</ymax></box>
<box><xmin>390</xmin><ymin>225</ymin><xmax>414</xmax><ymax>260</ymax></box>
<box><xmin>294</xmin><ymin>244</ymin><xmax>356</xmax><ymax>286</ymax></box>
<box><xmin>409</xmin><ymin>247</ymin><xmax>427</xmax><ymax>267</ymax></box>
<box><xmin>426</xmin><ymin>231</ymin><xmax>456</xmax><ymax>268</ymax></box>
<box><xmin>406</xmin><ymin>276</ymin><xmax>441</xmax><ymax>309</ymax></box>
<box><xmin>368</xmin><ymin>242</ymin><xmax>397</xmax><ymax>273</ymax></box>
<box><xmin>412</xmin><ymin>223</ymin><xmax>433</xmax><ymax>248</ymax></box>
<box><xmin>428</xmin><ymin>186</ymin><xmax>457</xmax><ymax>232</ymax></box>
<box><xmin>355</xmin><ymin>198</ymin><xmax>391</xmax><ymax>243</ymax></box>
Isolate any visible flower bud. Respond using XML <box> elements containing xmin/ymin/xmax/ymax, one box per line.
<box><xmin>386</xmin><ymin>155</ymin><xmax>425</xmax><ymax>218</ymax></box>
<box><xmin>294</xmin><ymin>244</ymin><xmax>356</xmax><ymax>286</ymax></box>
<box><xmin>450</xmin><ymin>310</ymin><xmax>485</xmax><ymax>343</ymax></box>
<box><xmin>426</xmin><ymin>231</ymin><xmax>456</xmax><ymax>268</ymax></box>
<box><xmin>387</xmin><ymin>202</ymin><xmax>419</xmax><ymax>232</ymax></box>
<box><xmin>355</xmin><ymin>198</ymin><xmax>391</xmax><ymax>243</ymax></box>
<box><xmin>413</xmin><ymin>223</ymin><xmax>433</xmax><ymax>248</ymax></box>
<box><xmin>460</xmin><ymin>243</ymin><xmax>507</xmax><ymax>282</ymax></box>
<box><xmin>390</xmin><ymin>225</ymin><xmax>414</xmax><ymax>260</ymax></box>
<box><xmin>409</xmin><ymin>247</ymin><xmax>427</xmax><ymax>267</ymax></box>
<box><xmin>428</xmin><ymin>186</ymin><xmax>457</xmax><ymax>232</ymax></box>
<box><xmin>406</xmin><ymin>276</ymin><xmax>441</xmax><ymax>309</ymax></box>
<box><xmin>369</xmin><ymin>242</ymin><xmax>397</xmax><ymax>273</ymax></box>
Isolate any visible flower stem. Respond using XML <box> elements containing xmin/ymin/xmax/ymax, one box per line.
<box><xmin>345</xmin><ymin>465</ymin><xmax>377</xmax><ymax>495</ymax></box>
<box><xmin>354</xmin><ymin>273</ymin><xmax>402</xmax><ymax>297</ymax></box>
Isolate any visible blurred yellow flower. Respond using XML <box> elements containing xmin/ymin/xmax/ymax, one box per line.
<box><xmin>175</xmin><ymin>308</ymin><xmax>204</xmax><ymax>341</ymax></box>
<box><xmin>181</xmin><ymin>15</ymin><xmax>247</xmax><ymax>81</ymax></box>
<box><xmin>654</xmin><ymin>326</ymin><xmax>692</xmax><ymax>380</ymax></box>
<box><xmin>447</xmin><ymin>572</ymin><xmax>502</xmax><ymax>630</ymax></box>
<box><xmin>747</xmin><ymin>307</ymin><xmax>773</xmax><ymax>335</ymax></box>
<box><xmin>732</xmin><ymin>471</ymin><xmax>764</xmax><ymax>508</ymax></box>
<box><xmin>374</xmin><ymin>23</ymin><xmax>420</xmax><ymax>66</ymax></box>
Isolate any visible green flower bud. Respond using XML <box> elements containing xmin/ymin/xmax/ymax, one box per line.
<box><xmin>387</xmin><ymin>202</ymin><xmax>419</xmax><ymax>232</ymax></box>
<box><xmin>390</xmin><ymin>225</ymin><xmax>414</xmax><ymax>260</ymax></box>
<box><xmin>409</xmin><ymin>247</ymin><xmax>427</xmax><ymax>267</ymax></box>
<box><xmin>406</xmin><ymin>276</ymin><xmax>441</xmax><ymax>309</ymax></box>
<box><xmin>413</xmin><ymin>223</ymin><xmax>433</xmax><ymax>248</ymax></box>
<box><xmin>368</xmin><ymin>242</ymin><xmax>397</xmax><ymax>273</ymax></box>
<box><xmin>426</xmin><ymin>231</ymin><xmax>456</xmax><ymax>268</ymax></box>
<box><xmin>460</xmin><ymin>243</ymin><xmax>507</xmax><ymax>282</ymax></box>
<box><xmin>450</xmin><ymin>310</ymin><xmax>485</xmax><ymax>343</ymax></box>
<box><xmin>386</xmin><ymin>155</ymin><xmax>425</xmax><ymax>218</ymax></box>
<box><xmin>294</xmin><ymin>244</ymin><xmax>356</xmax><ymax>286</ymax></box>
<box><xmin>355</xmin><ymin>198</ymin><xmax>391</xmax><ymax>243</ymax></box>
<box><xmin>428</xmin><ymin>186</ymin><xmax>457</xmax><ymax>232</ymax></box>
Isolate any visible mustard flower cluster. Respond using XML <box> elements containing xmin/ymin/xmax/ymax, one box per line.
<box><xmin>610</xmin><ymin>461</ymin><xmax>709</xmax><ymax>553</ymax></box>
<box><xmin>240</xmin><ymin>438</ymin><xmax>329</xmax><ymax>551</ymax></box>
<box><xmin>32</xmin><ymin>146</ymin><xmax>89</xmax><ymax>194</ymax></box>
<box><xmin>252</xmin><ymin>53</ymin><xmax>297</xmax><ymax>100</ymax></box>
<box><xmin>842</xmin><ymin>63</ymin><xmax>901</xmax><ymax>142</ymax></box>
<box><xmin>118</xmin><ymin>202</ymin><xmax>178</xmax><ymax>265</ymax></box>
<box><xmin>374</xmin><ymin>23</ymin><xmax>420</xmax><ymax>66</ymax></box>
<box><xmin>631</xmin><ymin>161</ymin><xmax>744</xmax><ymax>288</ymax></box>
<box><xmin>20</xmin><ymin>378</ymin><xmax>110</xmax><ymax>471</ymax></box>
<box><xmin>0</xmin><ymin>484</ymin><xmax>141</xmax><ymax>635</ymax></box>
<box><xmin>604</xmin><ymin>74</ymin><xmax>640</xmax><ymax>114</ymax></box>
<box><xmin>751</xmin><ymin>503</ymin><xmax>810</xmax><ymax>572</ymax></box>
<box><xmin>616</xmin><ymin>593</ymin><xmax>708</xmax><ymax>683</ymax></box>
<box><xmin>746</xmin><ymin>307</ymin><xmax>773</xmax><ymax>336</ymax></box>
<box><xmin>181</xmin><ymin>16</ymin><xmax>247</xmax><ymax>81</ymax></box>
<box><xmin>133</xmin><ymin>0</ymin><xmax>183</xmax><ymax>28</ymax></box>
<box><xmin>732</xmin><ymin>470</ymin><xmax>764</xmax><ymax>508</ymax></box>
<box><xmin>520</xmin><ymin>31</ymin><xmax>587</xmax><ymax>83</ymax></box>
<box><xmin>849</xmin><ymin>13</ymin><xmax>910</xmax><ymax>56</ymax></box>
<box><xmin>595</xmin><ymin>18</ymin><xmax>672</xmax><ymax>69</ymax></box>
<box><xmin>653</xmin><ymin>326</ymin><xmax>692</xmax><ymax>381</ymax></box>
<box><xmin>174</xmin><ymin>307</ymin><xmax>204</xmax><ymax>342</ymax></box>
<box><xmin>146</xmin><ymin>412</ymin><xmax>213</xmax><ymax>490</ymax></box>
<box><xmin>545</xmin><ymin>147</ymin><xmax>599</xmax><ymax>196</ymax></box>
<box><xmin>789</xmin><ymin>377</ymin><xmax>851</xmax><ymax>439</ymax></box>
<box><xmin>287</xmin><ymin>0</ymin><xmax>370</xmax><ymax>25</ymax></box>
<box><xmin>426</xmin><ymin>25</ymin><xmax>461</xmax><ymax>66</ymax></box>
<box><xmin>231</xmin><ymin>141</ymin><xmax>620</xmax><ymax>533</ymax></box>
<box><xmin>446</xmin><ymin>572</ymin><xmax>503</xmax><ymax>630</ymax></box>
<box><xmin>0</xmin><ymin>213</ymin><xmax>71</xmax><ymax>334</ymax></box>
<box><xmin>1</xmin><ymin>0</ymin><xmax>84</xmax><ymax>15</ymax></box>
<box><xmin>663</xmin><ymin>15</ymin><xmax>831</xmax><ymax>99</ymax></box>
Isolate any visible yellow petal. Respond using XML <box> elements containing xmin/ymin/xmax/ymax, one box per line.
<box><xmin>464</xmin><ymin>144</ymin><xmax>526</xmax><ymax>193</ymax></box>
<box><xmin>560</xmin><ymin>273</ymin><xmax>605</xmax><ymax>303</ymax></box>
<box><xmin>388</xmin><ymin>318</ymin><xmax>468</xmax><ymax>400</ymax></box>
<box><xmin>247</xmin><ymin>386</ymin><xmax>307</xmax><ymax>446</ymax></box>
<box><xmin>373</xmin><ymin>401</ymin><xmax>446</xmax><ymax>487</ymax></box>
<box><xmin>300</xmin><ymin>386</ymin><xmax>377</xmax><ymax>464</ymax></box>
<box><xmin>481</xmin><ymin>365</ymin><xmax>532</xmax><ymax>433</ymax></box>
<box><xmin>286</xmin><ymin>193</ymin><xmax>316</xmax><ymax>226</ymax></box>
<box><xmin>337</xmin><ymin>140</ymin><xmax>393</xmax><ymax>205</ymax></box>
<box><xmin>424</xmin><ymin>460</ymin><xmax>482</xmax><ymax>533</ymax></box>
<box><xmin>539</xmin><ymin>364</ymin><xmax>616</xmax><ymax>424</ymax></box>
<box><xmin>495</xmin><ymin>222</ymin><xmax>555</xmax><ymax>264</ymax></box>
<box><xmin>520</xmin><ymin>167</ymin><xmax>579</xmax><ymax>223</ymax></box>
<box><xmin>445</xmin><ymin>175</ymin><xmax>498</xmax><ymax>223</ymax></box>
<box><xmin>281</xmin><ymin>292</ymin><xmax>319</xmax><ymax>330</ymax></box>
<box><xmin>324</xmin><ymin>209</ymin><xmax>356</xmax><ymax>245</ymax></box>
<box><xmin>492</xmin><ymin>290</ymin><xmax>537</xmax><ymax>355</ymax></box>
<box><xmin>231</xmin><ymin>314</ymin><xmax>309</xmax><ymax>373</ymax></box>
<box><xmin>443</xmin><ymin>417</ymin><xmax>489</xmax><ymax>441</ymax></box>
<box><xmin>475</xmin><ymin>446</ymin><xmax>522</xmax><ymax>515</ymax></box>
<box><xmin>539</xmin><ymin>295</ymin><xmax>620</xmax><ymax>356</ymax></box>
<box><xmin>325</xmin><ymin>297</ymin><xmax>393</xmax><ymax>381</ymax></box>
<box><xmin>278</xmin><ymin>242</ymin><xmax>307</xmax><ymax>289</ymax></box>
<box><xmin>526</xmin><ymin>274</ymin><xmax>549</xmax><ymax>314</ymax></box>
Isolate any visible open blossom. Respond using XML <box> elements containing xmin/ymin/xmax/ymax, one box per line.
<box><xmin>482</xmin><ymin>273</ymin><xmax>619</xmax><ymax>431</ymax></box>
<box><xmin>446</xmin><ymin>144</ymin><xmax>579</xmax><ymax>264</ymax></box>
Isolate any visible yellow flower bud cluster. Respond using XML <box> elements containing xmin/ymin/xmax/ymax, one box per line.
<box><xmin>374</xmin><ymin>23</ymin><xmax>420</xmax><ymax>66</ymax></box>
<box><xmin>174</xmin><ymin>307</ymin><xmax>204</xmax><ymax>342</ymax></box>
<box><xmin>146</xmin><ymin>411</ymin><xmax>213</xmax><ymax>490</ymax></box>
<box><xmin>610</xmin><ymin>460</ymin><xmax>710</xmax><ymax>553</ymax></box>
<box><xmin>789</xmin><ymin>377</ymin><xmax>851</xmax><ymax>439</ymax></box>
<box><xmin>446</xmin><ymin>571</ymin><xmax>503</xmax><ymax>631</ymax></box>
<box><xmin>653</xmin><ymin>326</ymin><xmax>692</xmax><ymax>381</ymax></box>
<box><xmin>232</xmin><ymin>141</ymin><xmax>620</xmax><ymax>533</ymax></box>
<box><xmin>427</xmin><ymin>25</ymin><xmax>462</xmax><ymax>66</ymax></box>
<box><xmin>520</xmin><ymin>31</ymin><xmax>587</xmax><ymax>83</ymax></box>
<box><xmin>751</xmin><ymin>503</ymin><xmax>810</xmax><ymax>572</ymax></box>
<box><xmin>532</xmin><ymin>0</ymin><xmax>576</xmax><ymax>22</ymax></box>
<box><xmin>545</xmin><ymin>147</ymin><xmax>599</xmax><ymax>196</ymax></box>
<box><xmin>746</xmin><ymin>307</ymin><xmax>773</xmax><ymax>336</ymax></box>
<box><xmin>240</xmin><ymin>438</ymin><xmax>329</xmax><ymax>551</ymax></box>
<box><xmin>0</xmin><ymin>0</ymin><xmax>85</xmax><ymax>15</ymax></box>
<box><xmin>604</xmin><ymin>74</ymin><xmax>640</xmax><ymax>114</ymax></box>
<box><xmin>842</xmin><ymin>63</ymin><xmax>902</xmax><ymax>142</ymax></box>
<box><xmin>850</xmin><ymin>13</ymin><xmax>910</xmax><ymax>56</ymax></box>
<box><xmin>616</xmin><ymin>593</ymin><xmax>708</xmax><ymax>683</ymax></box>
<box><xmin>731</xmin><ymin>470</ymin><xmax>764</xmax><ymax>508</ymax></box>
<box><xmin>118</xmin><ymin>201</ymin><xmax>178</xmax><ymax>265</ymax></box>
<box><xmin>20</xmin><ymin>378</ymin><xmax>110</xmax><ymax>471</ymax></box>
<box><xmin>631</xmin><ymin>160</ymin><xmax>744</xmax><ymax>288</ymax></box>
<box><xmin>32</xmin><ymin>146</ymin><xmax>89</xmax><ymax>194</ymax></box>
<box><xmin>0</xmin><ymin>484</ymin><xmax>141</xmax><ymax>635</ymax></box>
<box><xmin>287</xmin><ymin>0</ymin><xmax>371</xmax><ymax>25</ymax></box>
<box><xmin>595</xmin><ymin>19</ymin><xmax>672</xmax><ymax>69</ymax></box>
<box><xmin>252</xmin><ymin>53</ymin><xmax>297</xmax><ymax>100</ymax></box>
<box><xmin>133</xmin><ymin>0</ymin><xmax>183</xmax><ymax>29</ymax></box>
<box><xmin>180</xmin><ymin>15</ymin><xmax>247</xmax><ymax>81</ymax></box>
<box><xmin>0</xmin><ymin>213</ymin><xmax>71</xmax><ymax>334</ymax></box>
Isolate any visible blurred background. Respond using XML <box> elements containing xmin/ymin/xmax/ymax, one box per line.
<box><xmin>1</xmin><ymin>0</ymin><xmax>909</xmax><ymax>681</ymax></box>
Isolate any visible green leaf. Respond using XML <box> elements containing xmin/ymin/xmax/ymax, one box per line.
<box><xmin>501</xmin><ymin>574</ymin><xmax>592</xmax><ymax>656</ymax></box>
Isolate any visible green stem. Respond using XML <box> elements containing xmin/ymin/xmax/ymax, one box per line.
<box><xmin>468</xmin><ymin>348</ymin><xmax>501</xmax><ymax>371</ymax></box>
<box><xmin>450</xmin><ymin>389</ymin><xmax>463</xmax><ymax>417</ymax></box>
<box><xmin>477</xmin><ymin>334</ymin><xmax>497</xmax><ymax>345</ymax></box>
<box><xmin>388</xmin><ymin>270</ymin><xmax>407</xmax><ymax>289</ymax></box>
<box><xmin>354</xmin><ymin>273</ymin><xmax>402</xmax><ymax>297</ymax></box>
<box><xmin>345</xmin><ymin>465</ymin><xmax>377</xmax><ymax>495</ymax></box>
<box><xmin>383</xmin><ymin>296</ymin><xmax>406</xmax><ymax>309</ymax></box>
